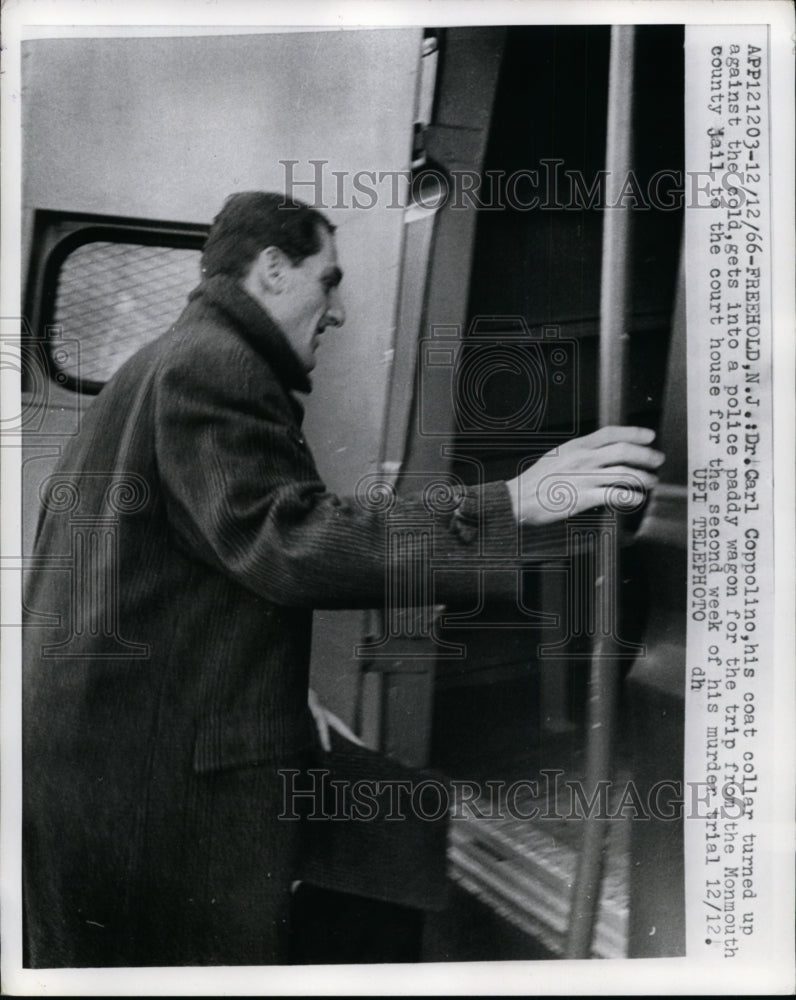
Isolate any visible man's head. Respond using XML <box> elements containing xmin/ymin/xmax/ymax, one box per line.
<box><xmin>202</xmin><ymin>192</ymin><xmax>345</xmax><ymax>372</ymax></box>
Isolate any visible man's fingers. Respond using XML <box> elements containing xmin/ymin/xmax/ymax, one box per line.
<box><xmin>587</xmin><ymin>441</ymin><xmax>665</xmax><ymax>470</ymax></box>
<box><xmin>518</xmin><ymin>426</ymin><xmax>663</xmax><ymax>525</ymax></box>
<box><xmin>593</xmin><ymin>466</ymin><xmax>659</xmax><ymax>489</ymax></box>
<box><xmin>581</xmin><ymin>425</ymin><xmax>657</xmax><ymax>447</ymax></box>
<box><xmin>602</xmin><ymin>487</ymin><xmax>649</xmax><ymax>510</ymax></box>
<box><xmin>576</xmin><ymin>486</ymin><xmax>650</xmax><ymax>514</ymax></box>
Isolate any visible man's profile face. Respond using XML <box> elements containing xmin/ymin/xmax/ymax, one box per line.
<box><xmin>277</xmin><ymin>228</ymin><xmax>345</xmax><ymax>373</ymax></box>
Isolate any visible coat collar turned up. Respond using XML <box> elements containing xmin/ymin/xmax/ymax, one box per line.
<box><xmin>188</xmin><ymin>274</ymin><xmax>312</xmax><ymax>397</ymax></box>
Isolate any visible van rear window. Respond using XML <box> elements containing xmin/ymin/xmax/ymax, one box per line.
<box><xmin>50</xmin><ymin>241</ymin><xmax>201</xmax><ymax>384</ymax></box>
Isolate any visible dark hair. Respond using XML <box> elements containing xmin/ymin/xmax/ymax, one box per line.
<box><xmin>201</xmin><ymin>191</ymin><xmax>336</xmax><ymax>280</ymax></box>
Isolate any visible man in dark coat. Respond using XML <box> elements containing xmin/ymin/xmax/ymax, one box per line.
<box><xmin>22</xmin><ymin>192</ymin><xmax>664</xmax><ymax>967</ymax></box>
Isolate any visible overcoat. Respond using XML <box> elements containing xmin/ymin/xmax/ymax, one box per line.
<box><xmin>22</xmin><ymin>275</ymin><xmax>520</xmax><ymax>966</ymax></box>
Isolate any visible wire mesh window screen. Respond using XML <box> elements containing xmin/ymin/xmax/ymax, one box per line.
<box><xmin>51</xmin><ymin>241</ymin><xmax>202</xmax><ymax>384</ymax></box>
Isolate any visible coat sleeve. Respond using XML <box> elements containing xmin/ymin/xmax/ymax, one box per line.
<box><xmin>153</xmin><ymin>332</ymin><xmax>528</xmax><ymax>609</ymax></box>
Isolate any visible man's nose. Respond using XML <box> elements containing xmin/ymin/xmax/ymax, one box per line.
<box><xmin>325</xmin><ymin>290</ymin><xmax>345</xmax><ymax>328</ymax></box>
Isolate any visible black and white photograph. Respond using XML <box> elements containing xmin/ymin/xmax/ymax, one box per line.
<box><xmin>1</xmin><ymin>1</ymin><xmax>793</xmax><ymax>994</ymax></box>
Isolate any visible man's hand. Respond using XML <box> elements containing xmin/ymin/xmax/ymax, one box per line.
<box><xmin>308</xmin><ymin>687</ymin><xmax>365</xmax><ymax>752</ymax></box>
<box><xmin>505</xmin><ymin>426</ymin><xmax>665</xmax><ymax>526</ymax></box>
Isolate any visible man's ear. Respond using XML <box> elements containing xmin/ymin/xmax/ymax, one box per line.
<box><xmin>254</xmin><ymin>245</ymin><xmax>291</xmax><ymax>294</ymax></box>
